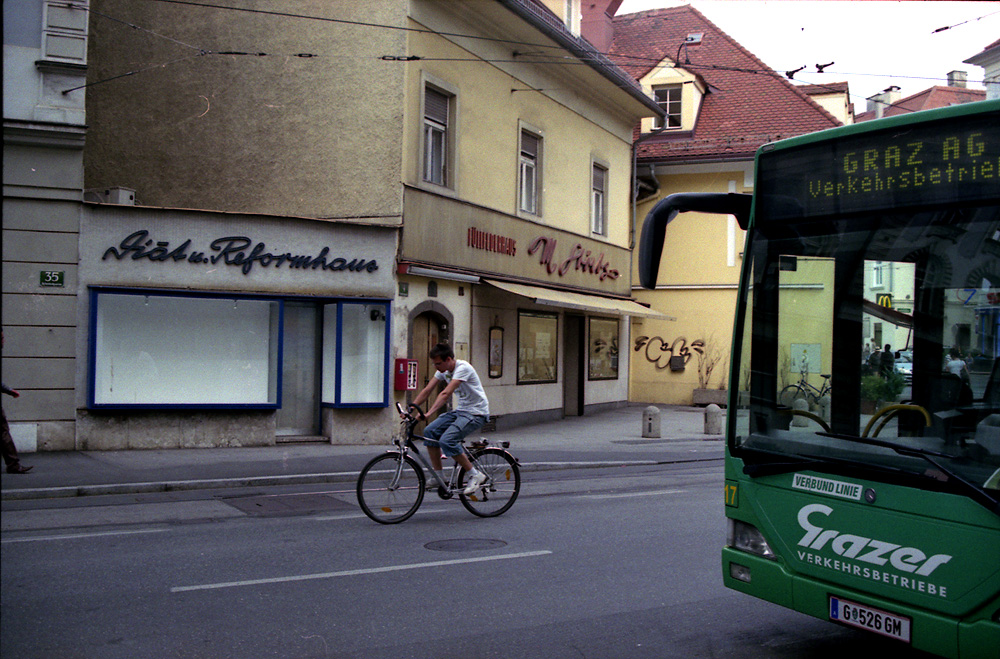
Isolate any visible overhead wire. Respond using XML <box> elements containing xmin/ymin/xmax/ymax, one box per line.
<box><xmin>68</xmin><ymin>0</ymin><xmax>990</xmax><ymax>109</ymax></box>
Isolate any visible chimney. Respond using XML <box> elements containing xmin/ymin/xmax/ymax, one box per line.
<box><xmin>866</xmin><ymin>86</ymin><xmax>901</xmax><ymax>119</ymax></box>
<box><xmin>580</xmin><ymin>0</ymin><xmax>623</xmax><ymax>52</ymax></box>
<box><xmin>947</xmin><ymin>70</ymin><xmax>967</xmax><ymax>88</ymax></box>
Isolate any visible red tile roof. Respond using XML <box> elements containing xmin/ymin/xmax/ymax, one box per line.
<box><xmin>855</xmin><ymin>86</ymin><xmax>987</xmax><ymax>122</ymax></box>
<box><xmin>610</xmin><ymin>5</ymin><xmax>841</xmax><ymax>163</ymax></box>
<box><xmin>797</xmin><ymin>82</ymin><xmax>850</xmax><ymax>96</ymax></box>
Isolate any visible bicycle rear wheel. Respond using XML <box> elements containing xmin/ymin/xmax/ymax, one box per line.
<box><xmin>459</xmin><ymin>447</ymin><xmax>520</xmax><ymax>518</ymax></box>
<box><xmin>357</xmin><ymin>452</ymin><xmax>424</xmax><ymax>524</ymax></box>
<box><xmin>779</xmin><ymin>384</ymin><xmax>807</xmax><ymax>408</ymax></box>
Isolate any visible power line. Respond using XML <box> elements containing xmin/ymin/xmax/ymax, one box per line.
<box><xmin>72</xmin><ymin>1</ymin><xmax>987</xmax><ymax>108</ymax></box>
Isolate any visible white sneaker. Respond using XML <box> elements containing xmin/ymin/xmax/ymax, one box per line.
<box><xmin>463</xmin><ymin>470</ymin><xmax>487</xmax><ymax>495</ymax></box>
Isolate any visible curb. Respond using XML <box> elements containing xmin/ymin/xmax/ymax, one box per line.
<box><xmin>0</xmin><ymin>456</ymin><xmax>723</xmax><ymax>501</ymax></box>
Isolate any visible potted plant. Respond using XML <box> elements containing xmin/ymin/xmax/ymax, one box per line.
<box><xmin>860</xmin><ymin>372</ymin><xmax>905</xmax><ymax>413</ymax></box>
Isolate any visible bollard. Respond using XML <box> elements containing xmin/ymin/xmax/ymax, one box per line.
<box><xmin>642</xmin><ymin>405</ymin><xmax>661</xmax><ymax>438</ymax></box>
<box><xmin>704</xmin><ymin>403</ymin><xmax>722</xmax><ymax>434</ymax></box>
<box><xmin>819</xmin><ymin>395</ymin><xmax>831</xmax><ymax>424</ymax></box>
<box><xmin>791</xmin><ymin>398</ymin><xmax>810</xmax><ymax>426</ymax></box>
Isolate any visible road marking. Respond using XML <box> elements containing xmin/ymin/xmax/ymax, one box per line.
<box><xmin>581</xmin><ymin>489</ymin><xmax>685</xmax><ymax>500</ymax></box>
<box><xmin>171</xmin><ymin>550</ymin><xmax>553</xmax><ymax>593</ymax></box>
<box><xmin>313</xmin><ymin>507</ymin><xmax>450</xmax><ymax>521</ymax></box>
<box><xmin>1</xmin><ymin>528</ymin><xmax>170</xmax><ymax>544</ymax></box>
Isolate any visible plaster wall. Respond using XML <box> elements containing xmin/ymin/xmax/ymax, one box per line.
<box><xmin>402</xmin><ymin>15</ymin><xmax>637</xmax><ymax>247</ymax></box>
<box><xmin>84</xmin><ymin>0</ymin><xmax>407</xmax><ymax>220</ymax></box>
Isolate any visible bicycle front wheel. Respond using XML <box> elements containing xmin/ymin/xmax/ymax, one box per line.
<box><xmin>459</xmin><ymin>448</ymin><xmax>520</xmax><ymax>518</ymax></box>
<box><xmin>357</xmin><ymin>452</ymin><xmax>424</xmax><ymax>524</ymax></box>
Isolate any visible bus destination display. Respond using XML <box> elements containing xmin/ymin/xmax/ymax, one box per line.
<box><xmin>757</xmin><ymin>112</ymin><xmax>1000</xmax><ymax>220</ymax></box>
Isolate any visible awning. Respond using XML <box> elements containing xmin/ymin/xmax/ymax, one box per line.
<box><xmin>484</xmin><ymin>279</ymin><xmax>674</xmax><ymax>319</ymax></box>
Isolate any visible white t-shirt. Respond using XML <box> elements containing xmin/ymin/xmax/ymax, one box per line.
<box><xmin>435</xmin><ymin>359</ymin><xmax>490</xmax><ymax>416</ymax></box>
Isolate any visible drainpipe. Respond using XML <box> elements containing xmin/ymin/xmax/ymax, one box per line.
<box><xmin>630</xmin><ymin>127</ymin><xmax>667</xmax><ymax>249</ymax></box>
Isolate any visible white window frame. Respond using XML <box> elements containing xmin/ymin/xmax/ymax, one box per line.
<box><xmin>519</xmin><ymin>128</ymin><xmax>542</xmax><ymax>215</ymax></box>
<box><xmin>653</xmin><ymin>85</ymin><xmax>683</xmax><ymax>129</ymax></box>
<box><xmin>423</xmin><ymin>86</ymin><xmax>450</xmax><ymax>187</ymax></box>
<box><xmin>591</xmin><ymin>163</ymin><xmax>608</xmax><ymax>236</ymax></box>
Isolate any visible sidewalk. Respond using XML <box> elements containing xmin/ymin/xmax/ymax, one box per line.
<box><xmin>0</xmin><ymin>404</ymin><xmax>723</xmax><ymax>500</ymax></box>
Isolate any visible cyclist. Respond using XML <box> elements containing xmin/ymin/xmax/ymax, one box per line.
<box><xmin>410</xmin><ymin>342</ymin><xmax>489</xmax><ymax>495</ymax></box>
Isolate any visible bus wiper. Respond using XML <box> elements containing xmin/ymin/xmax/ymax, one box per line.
<box><xmin>744</xmin><ymin>457</ymin><xmax>836</xmax><ymax>477</ymax></box>
<box><xmin>817</xmin><ymin>432</ymin><xmax>1000</xmax><ymax>515</ymax></box>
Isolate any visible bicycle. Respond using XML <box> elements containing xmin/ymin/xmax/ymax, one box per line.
<box><xmin>779</xmin><ymin>372</ymin><xmax>831</xmax><ymax>408</ymax></box>
<box><xmin>356</xmin><ymin>403</ymin><xmax>521</xmax><ymax>524</ymax></box>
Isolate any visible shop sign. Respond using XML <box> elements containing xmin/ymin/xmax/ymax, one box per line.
<box><xmin>527</xmin><ymin>235</ymin><xmax>620</xmax><ymax>281</ymax></box>
<box><xmin>102</xmin><ymin>230</ymin><xmax>379</xmax><ymax>276</ymax></box>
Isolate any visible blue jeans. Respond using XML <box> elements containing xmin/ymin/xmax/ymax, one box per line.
<box><xmin>423</xmin><ymin>411</ymin><xmax>487</xmax><ymax>457</ymax></box>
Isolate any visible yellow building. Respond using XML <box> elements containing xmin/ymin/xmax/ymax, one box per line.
<box><xmin>610</xmin><ymin>5</ymin><xmax>842</xmax><ymax>406</ymax></box>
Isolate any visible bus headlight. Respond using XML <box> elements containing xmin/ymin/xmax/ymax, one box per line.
<box><xmin>727</xmin><ymin>518</ymin><xmax>775</xmax><ymax>559</ymax></box>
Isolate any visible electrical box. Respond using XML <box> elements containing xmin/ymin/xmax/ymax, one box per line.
<box><xmin>394</xmin><ymin>359</ymin><xmax>418</xmax><ymax>391</ymax></box>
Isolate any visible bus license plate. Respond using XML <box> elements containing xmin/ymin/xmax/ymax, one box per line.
<box><xmin>830</xmin><ymin>597</ymin><xmax>911</xmax><ymax>642</ymax></box>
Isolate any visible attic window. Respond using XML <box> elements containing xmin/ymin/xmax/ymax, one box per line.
<box><xmin>653</xmin><ymin>85</ymin><xmax>682</xmax><ymax>129</ymax></box>
<box><xmin>685</xmin><ymin>33</ymin><xmax>703</xmax><ymax>44</ymax></box>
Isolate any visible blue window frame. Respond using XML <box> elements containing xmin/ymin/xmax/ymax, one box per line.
<box><xmin>88</xmin><ymin>288</ymin><xmax>390</xmax><ymax>410</ymax></box>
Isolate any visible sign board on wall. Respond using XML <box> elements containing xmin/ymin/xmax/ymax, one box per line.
<box><xmin>81</xmin><ymin>206</ymin><xmax>398</xmax><ymax>298</ymax></box>
<box><xmin>402</xmin><ymin>187</ymin><xmax>631</xmax><ymax>297</ymax></box>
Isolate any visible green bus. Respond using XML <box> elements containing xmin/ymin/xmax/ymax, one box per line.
<box><xmin>639</xmin><ymin>100</ymin><xmax>999</xmax><ymax>657</ymax></box>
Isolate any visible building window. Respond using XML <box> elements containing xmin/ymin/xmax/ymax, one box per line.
<box><xmin>89</xmin><ymin>290</ymin><xmax>281</xmax><ymax>408</ymax></box>
<box><xmin>519</xmin><ymin>130</ymin><xmax>541</xmax><ymax>215</ymax></box>
<box><xmin>591</xmin><ymin>164</ymin><xmax>608</xmax><ymax>236</ymax></box>
<box><xmin>42</xmin><ymin>1</ymin><xmax>89</xmax><ymax>64</ymax></box>
<box><xmin>653</xmin><ymin>85</ymin><xmax>682</xmax><ymax>129</ymax></box>
<box><xmin>322</xmin><ymin>301</ymin><xmax>389</xmax><ymax>407</ymax></box>
<box><xmin>872</xmin><ymin>261</ymin><xmax>885</xmax><ymax>288</ymax></box>
<box><xmin>518</xmin><ymin>311</ymin><xmax>557</xmax><ymax>384</ymax></box>
<box><xmin>588</xmin><ymin>317</ymin><xmax>619</xmax><ymax>380</ymax></box>
<box><xmin>88</xmin><ymin>289</ymin><xmax>390</xmax><ymax>409</ymax></box>
<box><xmin>423</xmin><ymin>86</ymin><xmax>451</xmax><ymax>187</ymax></box>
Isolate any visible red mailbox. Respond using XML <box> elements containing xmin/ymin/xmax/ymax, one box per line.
<box><xmin>394</xmin><ymin>359</ymin><xmax>419</xmax><ymax>391</ymax></box>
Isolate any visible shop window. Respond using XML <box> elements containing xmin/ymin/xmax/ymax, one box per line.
<box><xmin>88</xmin><ymin>289</ymin><xmax>390</xmax><ymax>409</ymax></box>
<box><xmin>322</xmin><ymin>301</ymin><xmax>389</xmax><ymax>407</ymax></box>
<box><xmin>89</xmin><ymin>290</ymin><xmax>281</xmax><ymax>408</ymax></box>
<box><xmin>518</xmin><ymin>311</ymin><xmax>558</xmax><ymax>384</ymax></box>
<box><xmin>588</xmin><ymin>317</ymin><xmax>619</xmax><ymax>380</ymax></box>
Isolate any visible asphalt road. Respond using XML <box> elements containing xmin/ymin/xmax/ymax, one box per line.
<box><xmin>1</xmin><ymin>463</ymin><xmax>940</xmax><ymax>659</ymax></box>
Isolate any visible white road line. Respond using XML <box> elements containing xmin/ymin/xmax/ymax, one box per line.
<box><xmin>312</xmin><ymin>508</ymin><xmax>451</xmax><ymax>521</ymax></box>
<box><xmin>1</xmin><ymin>528</ymin><xmax>170</xmax><ymax>544</ymax></box>
<box><xmin>171</xmin><ymin>550</ymin><xmax>553</xmax><ymax>593</ymax></box>
<box><xmin>580</xmin><ymin>489</ymin><xmax>685</xmax><ymax>500</ymax></box>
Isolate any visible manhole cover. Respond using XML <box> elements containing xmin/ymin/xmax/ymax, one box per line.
<box><xmin>424</xmin><ymin>539</ymin><xmax>507</xmax><ymax>552</ymax></box>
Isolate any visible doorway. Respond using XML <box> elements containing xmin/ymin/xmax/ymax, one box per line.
<box><xmin>563</xmin><ymin>315</ymin><xmax>585</xmax><ymax>416</ymax></box>
<box><xmin>412</xmin><ymin>310</ymin><xmax>449</xmax><ymax>392</ymax></box>
<box><xmin>276</xmin><ymin>302</ymin><xmax>320</xmax><ymax>436</ymax></box>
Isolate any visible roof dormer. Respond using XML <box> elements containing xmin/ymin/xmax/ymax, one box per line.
<box><xmin>640</xmin><ymin>62</ymin><xmax>707</xmax><ymax>134</ymax></box>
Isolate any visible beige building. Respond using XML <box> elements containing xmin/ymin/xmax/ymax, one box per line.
<box><xmin>65</xmin><ymin>0</ymin><xmax>664</xmax><ymax>449</ymax></box>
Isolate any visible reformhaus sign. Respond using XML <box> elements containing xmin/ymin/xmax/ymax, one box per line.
<box><xmin>102</xmin><ymin>230</ymin><xmax>380</xmax><ymax>276</ymax></box>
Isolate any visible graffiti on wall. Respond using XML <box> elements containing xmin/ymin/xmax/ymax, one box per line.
<box><xmin>634</xmin><ymin>335</ymin><xmax>705</xmax><ymax>370</ymax></box>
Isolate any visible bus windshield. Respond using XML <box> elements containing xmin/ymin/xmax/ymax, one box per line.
<box><xmin>733</xmin><ymin>110</ymin><xmax>1000</xmax><ymax>504</ymax></box>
